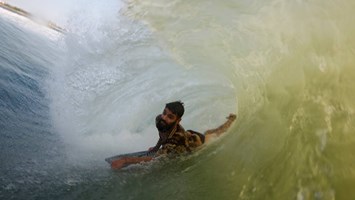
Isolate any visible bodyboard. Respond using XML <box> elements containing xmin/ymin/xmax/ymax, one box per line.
<box><xmin>105</xmin><ymin>151</ymin><xmax>155</xmax><ymax>169</ymax></box>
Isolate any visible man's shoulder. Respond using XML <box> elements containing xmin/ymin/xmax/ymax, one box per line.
<box><xmin>173</xmin><ymin>126</ymin><xmax>189</xmax><ymax>140</ymax></box>
<box><xmin>173</xmin><ymin>130</ymin><xmax>187</xmax><ymax>138</ymax></box>
<box><xmin>177</xmin><ymin>124</ymin><xmax>186</xmax><ymax>134</ymax></box>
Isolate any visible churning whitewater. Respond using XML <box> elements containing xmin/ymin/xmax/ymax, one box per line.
<box><xmin>1</xmin><ymin>0</ymin><xmax>355</xmax><ymax>199</ymax></box>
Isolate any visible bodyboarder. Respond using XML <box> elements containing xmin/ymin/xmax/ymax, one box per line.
<box><xmin>109</xmin><ymin>101</ymin><xmax>236</xmax><ymax>169</ymax></box>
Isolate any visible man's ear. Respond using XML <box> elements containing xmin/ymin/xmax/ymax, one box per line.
<box><xmin>176</xmin><ymin>118</ymin><xmax>181</xmax><ymax>123</ymax></box>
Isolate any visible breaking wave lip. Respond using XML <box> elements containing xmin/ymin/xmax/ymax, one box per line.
<box><xmin>0</xmin><ymin>4</ymin><xmax>63</xmax><ymax>40</ymax></box>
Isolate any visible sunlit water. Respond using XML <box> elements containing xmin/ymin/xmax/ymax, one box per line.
<box><xmin>1</xmin><ymin>0</ymin><xmax>355</xmax><ymax>199</ymax></box>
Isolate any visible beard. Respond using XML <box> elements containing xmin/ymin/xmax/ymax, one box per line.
<box><xmin>156</xmin><ymin>118</ymin><xmax>176</xmax><ymax>132</ymax></box>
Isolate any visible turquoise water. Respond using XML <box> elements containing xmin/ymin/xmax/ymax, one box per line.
<box><xmin>1</xmin><ymin>0</ymin><xmax>355</xmax><ymax>199</ymax></box>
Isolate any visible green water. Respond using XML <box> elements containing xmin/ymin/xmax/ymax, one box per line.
<box><xmin>120</xmin><ymin>0</ymin><xmax>355</xmax><ymax>199</ymax></box>
<box><xmin>2</xmin><ymin>0</ymin><xmax>355</xmax><ymax>199</ymax></box>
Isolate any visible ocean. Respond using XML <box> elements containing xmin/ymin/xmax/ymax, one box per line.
<box><xmin>1</xmin><ymin>0</ymin><xmax>355</xmax><ymax>199</ymax></box>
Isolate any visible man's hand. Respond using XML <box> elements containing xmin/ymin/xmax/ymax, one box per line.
<box><xmin>148</xmin><ymin>146</ymin><xmax>158</xmax><ymax>152</ymax></box>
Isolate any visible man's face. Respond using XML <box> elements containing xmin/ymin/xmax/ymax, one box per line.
<box><xmin>156</xmin><ymin>107</ymin><xmax>180</xmax><ymax>132</ymax></box>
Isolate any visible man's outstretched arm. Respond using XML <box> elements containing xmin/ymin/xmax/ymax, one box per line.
<box><xmin>204</xmin><ymin>114</ymin><xmax>237</xmax><ymax>143</ymax></box>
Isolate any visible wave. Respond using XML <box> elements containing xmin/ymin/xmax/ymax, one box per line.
<box><xmin>1</xmin><ymin>0</ymin><xmax>355</xmax><ymax>199</ymax></box>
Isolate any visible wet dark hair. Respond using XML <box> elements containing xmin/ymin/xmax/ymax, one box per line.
<box><xmin>165</xmin><ymin>101</ymin><xmax>185</xmax><ymax>118</ymax></box>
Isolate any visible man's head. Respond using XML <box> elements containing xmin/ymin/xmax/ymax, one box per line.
<box><xmin>165</xmin><ymin>101</ymin><xmax>184</xmax><ymax>119</ymax></box>
<box><xmin>156</xmin><ymin>101</ymin><xmax>184</xmax><ymax>132</ymax></box>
